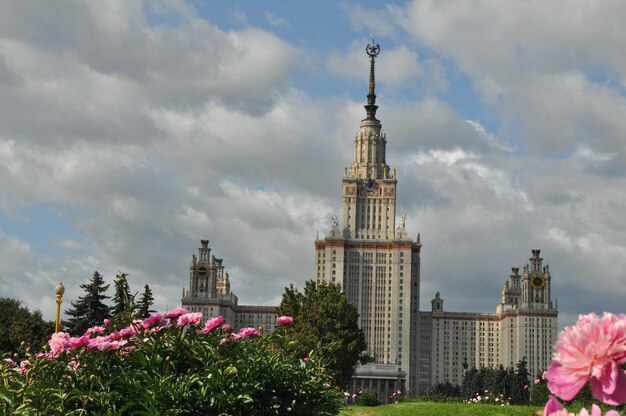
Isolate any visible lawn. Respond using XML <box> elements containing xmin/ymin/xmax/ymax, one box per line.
<box><xmin>339</xmin><ymin>402</ymin><xmax>542</xmax><ymax>416</ymax></box>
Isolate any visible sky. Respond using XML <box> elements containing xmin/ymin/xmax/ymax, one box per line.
<box><xmin>1</xmin><ymin>0</ymin><xmax>625</xmax><ymax>332</ymax></box>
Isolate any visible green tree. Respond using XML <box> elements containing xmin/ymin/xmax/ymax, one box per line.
<box><xmin>276</xmin><ymin>280</ymin><xmax>367</xmax><ymax>389</ymax></box>
<box><xmin>136</xmin><ymin>284</ymin><xmax>155</xmax><ymax>319</ymax></box>
<box><xmin>112</xmin><ymin>272</ymin><xmax>132</xmax><ymax>315</ymax></box>
<box><xmin>0</xmin><ymin>298</ymin><xmax>54</xmax><ymax>354</ymax></box>
<box><xmin>64</xmin><ymin>271</ymin><xmax>111</xmax><ymax>335</ymax></box>
<box><xmin>510</xmin><ymin>358</ymin><xmax>530</xmax><ymax>404</ymax></box>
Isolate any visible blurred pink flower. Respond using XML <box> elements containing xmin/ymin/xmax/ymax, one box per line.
<box><xmin>48</xmin><ymin>332</ymin><xmax>71</xmax><ymax>356</ymax></box>
<box><xmin>164</xmin><ymin>307</ymin><xmax>188</xmax><ymax>319</ymax></box>
<box><xmin>177</xmin><ymin>312</ymin><xmax>203</xmax><ymax>327</ymax></box>
<box><xmin>103</xmin><ymin>318</ymin><xmax>111</xmax><ymax>326</ymax></box>
<box><xmin>233</xmin><ymin>327</ymin><xmax>260</xmax><ymax>340</ymax></box>
<box><xmin>524</xmin><ymin>384</ymin><xmax>529</xmax><ymax>390</ymax></box>
<box><xmin>86</xmin><ymin>326</ymin><xmax>105</xmax><ymax>336</ymax></box>
<box><xmin>544</xmin><ymin>395</ymin><xmax>620</xmax><ymax>416</ymax></box>
<box><xmin>119</xmin><ymin>326</ymin><xmax>137</xmax><ymax>338</ymax></box>
<box><xmin>201</xmin><ymin>316</ymin><xmax>224</xmax><ymax>334</ymax></box>
<box><xmin>546</xmin><ymin>312</ymin><xmax>626</xmax><ymax>405</ymax></box>
<box><xmin>535</xmin><ymin>378</ymin><xmax>541</xmax><ymax>385</ymax></box>
<box><xmin>222</xmin><ymin>324</ymin><xmax>233</xmax><ymax>333</ymax></box>
<box><xmin>142</xmin><ymin>313</ymin><xmax>164</xmax><ymax>329</ymax></box>
<box><xmin>303</xmin><ymin>357</ymin><xmax>309</xmax><ymax>362</ymax></box>
<box><xmin>69</xmin><ymin>335</ymin><xmax>90</xmax><ymax>349</ymax></box>
<box><xmin>277</xmin><ymin>316</ymin><xmax>293</xmax><ymax>325</ymax></box>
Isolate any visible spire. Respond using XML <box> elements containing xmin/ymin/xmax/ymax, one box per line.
<box><xmin>364</xmin><ymin>41</ymin><xmax>380</xmax><ymax>120</ymax></box>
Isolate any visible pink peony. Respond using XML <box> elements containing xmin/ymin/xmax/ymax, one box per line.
<box><xmin>544</xmin><ymin>395</ymin><xmax>621</xmax><ymax>416</ymax></box>
<box><xmin>222</xmin><ymin>323</ymin><xmax>233</xmax><ymax>333</ymax></box>
<box><xmin>164</xmin><ymin>307</ymin><xmax>188</xmax><ymax>319</ymax></box>
<box><xmin>546</xmin><ymin>312</ymin><xmax>626</xmax><ymax>405</ymax></box>
<box><xmin>201</xmin><ymin>316</ymin><xmax>224</xmax><ymax>334</ymax></box>
<box><xmin>69</xmin><ymin>335</ymin><xmax>90</xmax><ymax>349</ymax></box>
<box><xmin>277</xmin><ymin>316</ymin><xmax>293</xmax><ymax>325</ymax></box>
<box><xmin>48</xmin><ymin>332</ymin><xmax>71</xmax><ymax>356</ymax></box>
<box><xmin>233</xmin><ymin>327</ymin><xmax>260</xmax><ymax>340</ymax></box>
<box><xmin>86</xmin><ymin>326</ymin><xmax>105</xmax><ymax>336</ymax></box>
<box><xmin>142</xmin><ymin>313</ymin><xmax>165</xmax><ymax>329</ymax></box>
<box><xmin>103</xmin><ymin>318</ymin><xmax>111</xmax><ymax>326</ymax></box>
<box><xmin>119</xmin><ymin>326</ymin><xmax>137</xmax><ymax>338</ymax></box>
<box><xmin>177</xmin><ymin>312</ymin><xmax>203</xmax><ymax>327</ymax></box>
<box><xmin>535</xmin><ymin>378</ymin><xmax>541</xmax><ymax>385</ymax></box>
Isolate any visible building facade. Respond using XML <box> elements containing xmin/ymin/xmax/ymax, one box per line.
<box><xmin>181</xmin><ymin>239</ymin><xmax>277</xmax><ymax>332</ymax></box>
<box><xmin>179</xmin><ymin>44</ymin><xmax>558</xmax><ymax>400</ymax></box>
<box><xmin>315</xmin><ymin>43</ymin><xmax>422</xmax><ymax>396</ymax></box>
<box><xmin>419</xmin><ymin>249</ymin><xmax>558</xmax><ymax>390</ymax></box>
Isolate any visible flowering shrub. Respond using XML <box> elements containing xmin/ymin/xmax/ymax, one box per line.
<box><xmin>465</xmin><ymin>389</ymin><xmax>511</xmax><ymax>406</ymax></box>
<box><xmin>0</xmin><ymin>311</ymin><xmax>342</xmax><ymax>415</ymax></box>
<box><xmin>544</xmin><ymin>312</ymin><xmax>626</xmax><ymax>416</ymax></box>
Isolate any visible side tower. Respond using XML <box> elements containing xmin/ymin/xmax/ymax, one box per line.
<box><xmin>498</xmin><ymin>249</ymin><xmax>558</xmax><ymax>379</ymax></box>
<box><xmin>315</xmin><ymin>43</ymin><xmax>422</xmax><ymax>398</ymax></box>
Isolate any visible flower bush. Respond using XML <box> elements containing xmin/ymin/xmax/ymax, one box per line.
<box><xmin>0</xmin><ymin>311</ymin><xmax>342</xmax><ymax>415</ymax></box>
<box><xmin>544</xmin><ymin>312</ymin><xmax>626</xmax><ymax>416</ymax></box>
<box><xmin>465</xmin><ymin>389</ymin><xmax>511</xmax><ymax>406</ymax></box>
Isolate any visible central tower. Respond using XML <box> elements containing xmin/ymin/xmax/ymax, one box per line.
<box><xmin>315</xmin><ymin>43</ymin><xmax>422</xmax><ymax>398</ymax></box>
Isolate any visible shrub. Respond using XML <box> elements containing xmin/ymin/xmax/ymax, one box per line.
<box><xmin>0</xmin><ymin>311</ymin><xmax>343</xmax><ymax>415</ymax></box>
<box><xmin>355</xmin><ymin>391</ymin><xmax>380</xmax><ymax>407</ymax></box>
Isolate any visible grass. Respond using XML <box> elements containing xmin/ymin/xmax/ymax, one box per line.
<box><xmin>339</xmin><ymin>402</ymin><xmax>542</xmax><ymax>416</ymax></box>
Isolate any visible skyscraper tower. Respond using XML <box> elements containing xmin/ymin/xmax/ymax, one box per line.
<box><xmin>315</xmin><ymin>43</ymin><xmax>422</xmax><ymax>397</ymax></box>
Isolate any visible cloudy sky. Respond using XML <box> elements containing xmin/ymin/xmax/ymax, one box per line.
<box><xmin>1</xmin><ymin>1</ymin><xmax>625</xmax><ymax>331</ymax></box>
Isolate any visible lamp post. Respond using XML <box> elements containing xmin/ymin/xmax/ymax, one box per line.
<box><xmin>54</xmin><ymin>281</ymin><xmax>65</xmax><ymax>333</ymax></box>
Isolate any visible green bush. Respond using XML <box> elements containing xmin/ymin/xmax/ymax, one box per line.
<box><xmin>0</xmin><ymin>311</ymin><xmax>342</xmax><ymax>415</ymax></box>
<box><xmin>355</xmin><ymin>391</ymin><xmax>381</xmax><ymax>407</ymax></box>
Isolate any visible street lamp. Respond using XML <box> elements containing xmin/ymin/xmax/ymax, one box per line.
<box><xmin>54</xmin><ymin>281</ymin><xmax>65</xmax><ymax>333</ymax></box>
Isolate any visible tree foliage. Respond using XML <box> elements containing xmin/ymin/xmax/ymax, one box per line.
<box><xmin>276</xmin><ymin>280</ymin><xmax>367</xmax><ymax>389</ymax></box>
<box><xmin>64</xmin><ymin>271</ymin><xmax>111</xmax><ymax>335</ymax></box>
<box><xmin>460</xmin><ymin>359</ymin><xmax>531</xmax><ymax>404</ymax></box>
<box><xmin>0</xmin><ymin>298</ymin><xmax>54</xmax><ymax>354</ymax></box>
<box><xmin>136</xmin><ymin>284</ymin><xmax>155</xmax><ymax>319</ymax></box>
<box><xmin>112</xmin><ymin>272</ymin><xmax>133</xmax><ymax>316</ymax></box>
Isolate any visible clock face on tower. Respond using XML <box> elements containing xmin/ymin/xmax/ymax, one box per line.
<box><xmin>365</xmin><ymin>178</ymin><xmax>376</xmax><ymax>192</ymax></box>
<box><xmin>531</xmin><ymin>273</ymin><xmax>545</xmax><ymax>289</ymax></box>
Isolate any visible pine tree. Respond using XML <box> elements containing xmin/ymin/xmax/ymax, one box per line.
<box><xmin>137</xmin><ymin>284</ymin><xmax>155</xmax><ymax>319</ymax></box>
<box><xmin>64</xmin><ymin>271</ymin><xmax>111</xmax><ymax>335</ymax></box>
<box><xmin>112</xmin><ymin>272</ymin><xmax>132</xmax><ymax>315</ymax></box>
<box><xmin>510</xmin><ymin>358</ymin><xmax>530</xmax><ymax>404</ymax></box>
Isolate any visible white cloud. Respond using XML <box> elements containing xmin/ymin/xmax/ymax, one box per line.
<box><xmin>265</xmin><ymin>11</ymin><xmax>290</xmax><ymax>28</ymax></box>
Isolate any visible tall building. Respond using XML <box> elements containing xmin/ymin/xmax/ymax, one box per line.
<box><xmin>179</xmin><ymin>43</ymin><xmax>558</xmax><ymax>400</ymax></box>
<box><xmin>314</xmin><ymin>43</ymin><xmax>422</xmax><ymax>396</ymax></box>
<box><xmin>419</xmin><ymin>249</ymin><xmax>558</xmax><ymax>390</ymax></box>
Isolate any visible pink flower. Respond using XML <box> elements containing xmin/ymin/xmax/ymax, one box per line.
<box><xmin>544</xmin><ymin>395</ymin><xmax>620</xmax><ymax>416</ymax></box>
<box><xmin>277</xmin><ymin>316</ymin><xmax>293</xmax><ymax>325</ymax></box>
<box><xmin>69</xmin><ymin>335</ymin><xmax>90</xmax><ymax>349</ymax></box>
<box><xmin>546</xmin><ymin>312</ymin><xmax>626</xmax><ymax>405</ymax></box>
<box><xmin>303</xmin><ymin>357</ymin><xmax>309</xmax><ymax>362</ymax></box>
<box><xmin>222</xmin><ymin>324</ymin><xmax>233</xmax><ymax>333</ymax></box>
<box><xmin>69</xmin><ymin>360</ymin><xmax>79</xmax><ymax>372</ymax></box>
<box><xmin>233</xmin><ymin>327</ymin><xmax>260</xmax><ymax>340</ymax></box>
<box><xmin>535</xmin><ymin>379</ymin><xmax>541</xmax><ymax>385</ymax></box>
<box><xmin>48</xmin><ymin>332</ymin><xmax>71</xmax><ymax>356</ymax></box>
<box><xmin>142</xmin><ymin>313</ymin><xmax>165</xmax><ymax>329</ymax></box>
<box><xmin>86</xmin><ymin>326</ymin><xmax>105</xmax><ymax>336</ymax></box>
<box><xmin>119</xmin><ymin>326</ymin><xmax>137</xmax><ymax>338</ymax></box>
<box><xmin>352</xmin><ymin>393</ymin><xmax>357</xmax><ymax>399</ymax></box>
<box><xmin>219</xmin><ymin>337</ymin><xmax>231</xmax><ymax>345</ymax></box>
<box><xmin>3</xmin><ymin>358</ymin><xmax>16</xmax><ymax>368</ymax></box>
<box><xmin>164</xmin><ymin>307</ymin><xmax>188</xmax><ymax>319</ymax></box>
<box><xmin>543</xmin><ymin>371</ymin><xmax>548</xmax><ymax>380</ymax></box>
<box><xmin>177</xmin><ymin>312</ymin><xmax>203</xmax><ymax>327</ymax></box>
<box><xmin>103</xmin><ymin>318</ymin><xmax>111</xmax><ymax>326</ymax></box>
<box><xmin>524</xmin><ymin>384</ymin><xmax>529</xmax><ymax>390</ymax></box>
<box><xmin>201</xmin><ymin>316</ymin><xmax>224</xmax><ymax>334</ymax></box>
